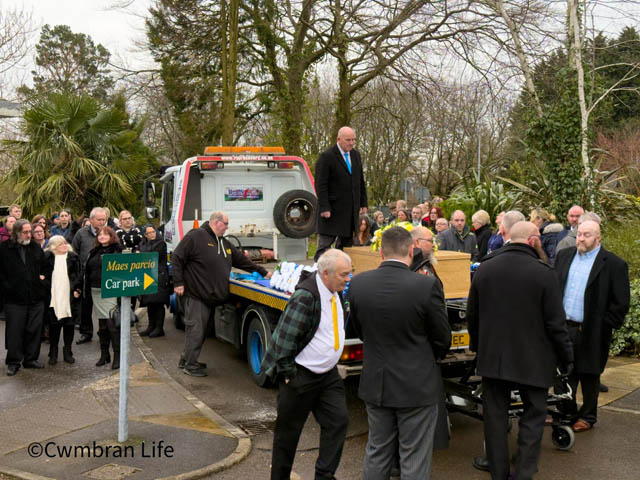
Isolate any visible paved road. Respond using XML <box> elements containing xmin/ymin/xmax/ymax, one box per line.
<box><xmin>2</xmin><ymin>311</ymin><xmax>640</xmax><ymax>479</ymax></box>
<box><xmin>144</xmin><ymin>312</ymin><xmax>640</xmax><ymax>480</ymax></box>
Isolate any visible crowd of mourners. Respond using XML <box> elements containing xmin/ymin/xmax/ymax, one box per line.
<box><xmin>352</xmin><ymin>197</ymin><xmax>590</xmax><ymax>266</ymax></box>
<box><xmin>0</xmin><ymin>204</ymin><xmax>171</xmax><ymax>376</ymax></box>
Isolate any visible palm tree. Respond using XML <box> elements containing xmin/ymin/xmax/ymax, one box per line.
<box><xmin>3</xmin><ymin>92</ymin><xmax>155</xmax><ymax>217</ymax></box>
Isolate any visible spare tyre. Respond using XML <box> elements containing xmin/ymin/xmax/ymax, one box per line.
<box><xmin>273</xmin><ymin>189</ymin><xmax>317</xmax><ymax>239</ymax></box>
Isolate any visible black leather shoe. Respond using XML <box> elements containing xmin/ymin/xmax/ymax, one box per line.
<box><xmin>7</xmin><ymin>365</ymin><xmax>19</xmax><ymax>376</ymax></box>
<box><xmin>178</xmin><ymin>358</ymin><xmax>207</xmax><ymax>369</ymax></box>
<box><xmin>76</xmin><ymin>335</ymin><xmax>92</xmax><ymax>345</ymax></box>
<box><xmin>600</xmin><ymin>383</ymin><xmax>609</xmax><ymax>392</ymax></box>
<box><xmin>23</xmin><ymin>360</ymin><xmax>45</xmax><ymax>369</ymax></box>
<box><xmin>473</xmin><ymin>455</ymin><xmax>491</xmax><ymax>472</ymax></box>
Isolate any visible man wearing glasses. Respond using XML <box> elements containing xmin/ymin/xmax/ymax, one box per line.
<box><xmin>555</xmin><ymin>220</ymin><xmax>630</xmax><ymax>432</ymax></box>
<box><xmin>116</xmin><ymin>210</ymin><xmax>143</xmax><ymax>252</ymax></box>
<box><xmin>410</xmin><ymin>226</ymin><xmax>437</xmax><ymax>277</ymax></box>
<box><xmin>0</xmin><ymin>219</ymin><xmax>50</xmax><ymax>376</ymax></box>
<box><xmin>172</xmin><ymin>211</ymin><xmax>272</xmax><ymax>377</ymax></box>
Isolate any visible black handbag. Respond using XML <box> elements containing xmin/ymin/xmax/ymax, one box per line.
<box><xmin>109</xmin><ymin>305</ymin><xmax>138</xmax><ymax>328</ymax></box>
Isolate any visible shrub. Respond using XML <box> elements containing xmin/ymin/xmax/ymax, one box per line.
<box><xmin>606</xmin><ymin>220</ymin><xmax>640</xmax><ymax>356</ymax></box>
<box><xmin>610</xmin><ymin>278</ymin><xmax>640</xmax><ymax>356</ymax></box>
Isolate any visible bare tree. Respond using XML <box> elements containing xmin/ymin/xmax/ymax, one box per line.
<box><xmin>0</xmin><ymin>5</ymin><xmax>34</xmax><ymax>95</ymax></box>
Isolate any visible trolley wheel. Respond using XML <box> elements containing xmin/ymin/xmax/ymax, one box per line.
<box><xmin>551</xmin><ymin>425</ymin><xmax>575</xmax><ymax>450</ymax></box>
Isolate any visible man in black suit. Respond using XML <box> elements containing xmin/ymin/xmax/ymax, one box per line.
<box><xmin>348</xmin><ymin>227</ymin><xmax>451</xmax><ymax>479</ymax></box>
<box><xmin>467</xmin><ymin>221</ymin><xmax>573</xmax><ymax>480</ymax></box>
<box><xmin>555</xmin><ymin>220</ymin><xmax>630</xmax><ymax>432</ymax></box>
<box><xmin>314</xmin><ymin>126</ymin><xmax>367</xmax><ymax>261</ymax></box>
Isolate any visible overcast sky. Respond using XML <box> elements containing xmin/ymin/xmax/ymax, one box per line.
<box><xmin>9</xmin><ymin>0</ymin><xmax>154</xmax><ymax>90</ymax></box>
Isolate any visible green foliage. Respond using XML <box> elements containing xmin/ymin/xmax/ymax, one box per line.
<box><xmin>2</xmin><ymin>92</ymin><xmax>156</xmax><ymax>218</ymax></box>
<box><xmin>605</xmin><ymin>220</ymin><xmax>640</xmax><ymax>356</ymax></box>
<box><xmin>440</xmin><ymin>176</ymin><xmax>522</xmax><ymax>225</ymax></box>
<box><xmin>18</xmin><ymin>24</ymin><xmax>113</xmax><ymax>101</ymax></box>
<box><xmin>610</xmin><ymin>279</ymin><xmax>640</xmax><ymax>356</ymax></box>
<box><xmin>524</xmin><ymin>67</ymin><xmax>585</xmax><ymax>216</ymax></box>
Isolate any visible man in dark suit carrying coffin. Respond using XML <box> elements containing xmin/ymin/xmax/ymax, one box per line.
<box><xmin>467</xmin><ymin>221</ymin><xmax>573</xmax><ymax>480</ymax></box>
<box><xmin>555</xmin><ymin>220</ymin><xmax>630</xmax><ymax>433</ymax></box>
<box><xmin>314</xmin><ymin>126</ymin><xmax>368</xmax><ymax>261</ymax></box>
<box><xmin>348</xmin><ymin>227</ymin><xmax>451</xmax><ymax>479</ymax></box>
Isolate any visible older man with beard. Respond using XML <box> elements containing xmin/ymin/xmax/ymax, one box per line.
<box><xmin>410</xmin><ymin>226</ymin><xmax>438</xmax><ymax>277</ymax></box>
<box><xmin>0</xmin><ymin>219</ymin><xmax>51</xmax><ymax>376</ymax></box>
<box><xmin>555</xmin><ymin>220</ymin><xmax>630</xmax><ymax>432</ymax></box>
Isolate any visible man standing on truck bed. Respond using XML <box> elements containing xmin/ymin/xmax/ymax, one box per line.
<box><xmin>314</xmin><ymin>126</ymin><xmax>368</xmax><ymax>261</ymax></box>
<box><xmin>172</xmin><ymin>211</ymin><xmax>272</xmax><ymax>377</ymax></box>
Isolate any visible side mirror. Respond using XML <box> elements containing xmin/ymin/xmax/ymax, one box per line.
<box><xmin>145</xmin><ymin>206</ymin><xmax>159</xmax><ymax>219</ymax></box>
<box><xmin>143</xmin><ymin>181</ymin><xmax>156</xmax><ymax>206</ymax></box>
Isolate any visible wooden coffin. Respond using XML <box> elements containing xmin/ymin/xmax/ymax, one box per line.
<box><xmin>343</xmin><ymin>246</ymin><xmax>471</xmax><ymax>299</ymax></box>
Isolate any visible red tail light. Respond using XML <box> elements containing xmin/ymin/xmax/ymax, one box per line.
<box><xmin>278</xmin><ymin>161</ymin><xmax>294</xmax><ymax>169</ymax></box>
<box><xmin>340</xmin><ymin>343</ymin><xmax>363</xmax><ymax>362</ymax></box>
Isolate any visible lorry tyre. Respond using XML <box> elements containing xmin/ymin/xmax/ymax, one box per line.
<box><xmin>246</xmin><ymin>316</ymin><xmax>272</xmax><ymax>387</ymax></box>
<box><xmin>273</xmin><ymin>189</ymin><xmax>317</xmax><ymax>239</ymax></box>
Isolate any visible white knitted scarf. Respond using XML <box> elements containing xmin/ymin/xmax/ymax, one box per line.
<box><xmin>50</xmin><ymin>253</ymin><xmax>72</xmax><ymax>319</ymax></box>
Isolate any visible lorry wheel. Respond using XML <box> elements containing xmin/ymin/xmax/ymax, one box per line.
<box><xmin>273</xmin><ymin>189</ymin><xmax>317</xmax><ymax>239</ymax></box>
<box><xmin>246</xmin><ymin>316</ymin><xmax>272</xmax><ymax>387</ymax></box>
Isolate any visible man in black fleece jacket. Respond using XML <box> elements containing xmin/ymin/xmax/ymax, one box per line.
<box><xmin>172</xmin><ymin>211</ymin><xmax>272</xmax><ymax>376</ymax></box>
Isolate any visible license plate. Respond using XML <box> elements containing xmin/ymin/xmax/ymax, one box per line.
<box><xmin>450</xmin><ymin>330</ymin><xmax>470</xmax><ymax>350</ymax></box>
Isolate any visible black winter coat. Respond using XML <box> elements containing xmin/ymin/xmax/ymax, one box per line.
<box><xmin>474</xmin><ymin>224</ymin><xmax>492</xmax><ymax>259</ymax></box>
<box><xmin>467</xmin><ymin>243</ymin><xmax>573</xmax><ymax>388</ymax></box>
<box><xmin>44</xmin><ymin>251</ymin><xmax>82</xmax><ymax>320</ymax></box>
<box><xmin>555</xmin><ymin>246</ymin><xmax>630</xmax><ymax>375</ymax></box>
<box><xmin>315</xmin><ymin>144</ymin><xmax>367</xmax><ymax>237</ymax></box>
<box><xmin>85</xmin><ymin>243</ymin><xmax>123</xmax><ymax>289</ymax></box>
<box><xmin>138</xmin><ymin>237</ymin><xmax>170</xmax><ymax>306</ymax></box>
<box><xmin>0</xmin><ymin>240</ymin><xmax>51</xmax><ymax>305</ymax></box>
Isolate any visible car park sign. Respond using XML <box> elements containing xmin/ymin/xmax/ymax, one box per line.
<box><xmin>101</xmin><ymin>252</ymin><xmax>159</xmax><ymax>298</ymax></box>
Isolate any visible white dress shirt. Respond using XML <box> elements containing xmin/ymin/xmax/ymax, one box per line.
<box><xmin>295</xmin><ymin>274</ymin><xmax>345</xmax><ymax>373</ymax></box>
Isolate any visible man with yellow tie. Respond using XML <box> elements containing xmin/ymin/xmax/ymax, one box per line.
<box><xmin>262</xmin><ymin>249</ymin><xmax>352</xmax><ymax>480</ymax></box>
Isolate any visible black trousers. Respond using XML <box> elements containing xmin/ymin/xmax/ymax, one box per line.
<box><xmin>561</xmin><ymin>323</ymin><xmax>600</xmax><ymax>425</ymax></box>
<box><xmin>4</xmin><ymin>302</ymin><xmax>44</xmax><ymax>366</ymax></box>
<box><xmin>314</xmin><ymin>234</ymin><xmax>354</xmax><ymax>262</ymax></box>
<box><xmin>271</xmin><ymin>365</ymin><xmax>349</xmax><ymax>480</ymax></box>
<box><xmin>483</xmin><ymin>377</ymin><xmax>547</xmax><ymax>480</ymax></box>
<box><xmin>79</xmin><ymin>283</ymin><xmax>94</xmax><ymax>338</ymax></box>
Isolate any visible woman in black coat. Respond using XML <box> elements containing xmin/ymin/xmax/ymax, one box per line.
<box><xmin>138</xmin><ymin>225</ymin><xmax>171</xmax><ymax>337</ymax></box>
<box><xmin>86</xmin><ymin>227</ymin><xmax>123</xmax><ymax>369</ymax></box>
<box><xmin>44</xmin><ymin>236</ymin><xmax>82</xmax><ymax>364</ymax></box>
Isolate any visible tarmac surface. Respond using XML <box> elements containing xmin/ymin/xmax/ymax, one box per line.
<box><xmin>1</xmin><ymin>308</ymin><xmax>640</xmax><ymax>480</ymax></box>
<box><xmin>0</xmin><ymin>312</ymin><xmax>249</xmax><ymax>480</ymax></box>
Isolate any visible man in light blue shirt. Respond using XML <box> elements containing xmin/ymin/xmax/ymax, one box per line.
<box><xmin>555</xmin><ymin>220</ymin><xmax>630</xmax><ymax>433</ymax></box>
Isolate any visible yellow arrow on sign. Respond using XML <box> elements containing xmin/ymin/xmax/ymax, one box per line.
<box><xmin>144</xmin><ymin>273</ymin><xmax>155</xmax><ymax>290</ymax></box>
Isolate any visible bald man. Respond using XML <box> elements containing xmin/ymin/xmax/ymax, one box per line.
<box><xmin>314</xmin><ymin>126</ymin><xmax>368</xmax><ymax>261</ymax></box>
<box><xmin>555</xmin><ymin>220</ymin><xmax>630</xmax><ymax>432</ymax></box>
<box><xmin>467</xmin><ymin>221</ymin><xmax>573</xmax><ymax>479</ymax></box>
<box><xmin>555</xmin><ymin>204</ymin><xmax>584</xmax><ymax>246</ymax></box>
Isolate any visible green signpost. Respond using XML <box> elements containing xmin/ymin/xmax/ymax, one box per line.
<box><xmin>100</xmin><ymin>251</ymin><xmax>159</xmax><ymax>442</ymax></box>
<box><xmin>101</xmin><ymin>252</ymin><xmax>158</xmax><ymax>298</ymax></box>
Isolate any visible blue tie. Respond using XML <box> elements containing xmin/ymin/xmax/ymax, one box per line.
<box><xmin>344</xmin><ymin>152</ymin><xmax>352</xmax><ymax>174</ymax></box>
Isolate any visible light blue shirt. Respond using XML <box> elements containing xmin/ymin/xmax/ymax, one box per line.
<box><xmin>562</xmin><ymin>245</ymin><xmax>601</xmax><ymax>323</ymax></box>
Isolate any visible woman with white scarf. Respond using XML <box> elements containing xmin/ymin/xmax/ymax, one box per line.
<box><xmin>44</xmin><ymin>236</ymin><xmax>82</xmax><ymax>365</ymax></box>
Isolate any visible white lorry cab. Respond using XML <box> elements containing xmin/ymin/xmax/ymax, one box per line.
<box><xmin>144</xmin><ymin>146</ymin><xmax>317</xmax><ymax>260</ymax></box>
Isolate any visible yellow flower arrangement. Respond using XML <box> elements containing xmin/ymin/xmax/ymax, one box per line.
<box><xmin>370</xmin><ymin>221</ymin><xmax>439</xmax><ymax>253</ymax></box>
